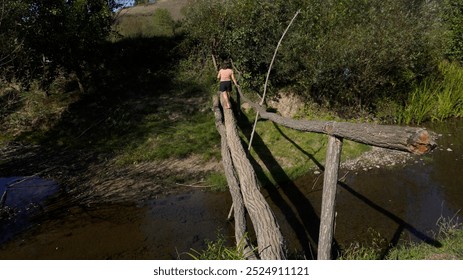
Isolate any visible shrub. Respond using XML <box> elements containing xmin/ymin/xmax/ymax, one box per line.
<box><xmin>183</xmin><ymin>0</ymin><xmax>446</xmax><ymax>113</ymax></box>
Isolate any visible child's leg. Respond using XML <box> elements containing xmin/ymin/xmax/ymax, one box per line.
<box><xmin>222</xmin><ymin>91</ymin><xmax>231</xmax><ymax>108</ymax></box>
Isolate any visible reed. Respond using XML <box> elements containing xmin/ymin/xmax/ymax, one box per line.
<box><xmin>187</xmin><ymin>233</ymin><xmax>254</xmax><ymax>260</ymax></box>
<box><xmin>398</xmin><ymin>81</ymin><xmax>435</xmax><ymax>125</ymax></box>
<box><xmin>398</xmin><ymin>61</ymin><xmax>463</xmax><ymax>124</ymax></box>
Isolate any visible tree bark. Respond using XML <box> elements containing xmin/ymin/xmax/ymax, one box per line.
<box><xmin>318</xmin><ymin>136</ymin><xmax>343</xmax><ymax>260</ymax></box>
<box><xmin>217</xmin><ymin>94</ymin><xmax>286</xmax><ymax>260</ymax></box>
<box><xmin>212</xmin><ymin>95</ymin><xmax>256</xmax><ymax>259</ymax></box>
<box><xmin>239</xmin><ymin>93</ymin><xmax>436</xmax><ymax>155</ymax></box>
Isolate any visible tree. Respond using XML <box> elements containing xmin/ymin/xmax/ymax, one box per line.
<box><xmin>443</xmin><ymin>0</ymin><xmax>463</xmax><ymax>63</ymax></box>
<box><xmin>0</xmin><ymin>0</ymin><xmax>118</xmax><ymax>92</ymax></box>
<box><xmin>0</xmin><ymin>0</ymin><xmax>28</xmax><ymax>79</ymax></box>
<box><xmin>184</xmin><ymin>0</ymin><xmax>446</xmax><ymax>112</ymax></box>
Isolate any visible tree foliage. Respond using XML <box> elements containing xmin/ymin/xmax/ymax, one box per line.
<box><xmin>183</xmin><ymin>0</ymin><xmax>447</xmax><ymax>112</ymax></box>
<box><xmin>443</xmin><ymin>0</ymin><xmax>463</xmax><ymax>63</ymax></box>
<box><xmin>0</xmin><ymin>0</ymin><xmax>118</xmax><ymax>90</ymax></box>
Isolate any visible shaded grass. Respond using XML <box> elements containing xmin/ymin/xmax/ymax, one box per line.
<box><xmin>116</xmin><ymin>111</ymin><xmax>221</xmax><ymax>164</ymax></box>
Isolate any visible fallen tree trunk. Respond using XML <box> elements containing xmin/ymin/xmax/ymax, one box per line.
<box><xmin>215</xmin><ymin>94</ymin><xmax>286</xmax><ymax>260</ymax></box>
<box><xmin>212</xmin><ymin>95</ymin><xmax>256</xmax><ymax>259</ymax></box>
<box><xmin>239</xmin><ymin>92</ymin><xmax>436</xmax><ymax>155</ymax></box>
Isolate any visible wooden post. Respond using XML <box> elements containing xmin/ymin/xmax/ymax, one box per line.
<box><xmin>318</xmin><ymin>135</ymin><xmax>343</xmax><ymax>260</ymax></box>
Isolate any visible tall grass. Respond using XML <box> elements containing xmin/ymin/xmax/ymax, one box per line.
<box><xmin>398</xmin><ymin>61</ymin><xmax>463</xmax><ymax>124</ymax></box>
<box><xmin>187</xmin><ymin>233</ymin><xmax>255</xmax><ymax>260</ymax></box>
<box><xmin>398</xmin><ymin>81</ymin><xmax>436</xmax><ymax>125</ymax></box>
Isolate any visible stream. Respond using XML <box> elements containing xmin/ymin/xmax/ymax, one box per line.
<box><xmin>0</xmin><ymin>118</ymin><xmax>462</xmax><ymax>259</ymax></box>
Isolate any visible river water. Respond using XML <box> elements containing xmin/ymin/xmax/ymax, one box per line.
<box><xmin>0</xmin><ymin>119</ymin><xmax>462</xmax><ymax>259</ymax></box>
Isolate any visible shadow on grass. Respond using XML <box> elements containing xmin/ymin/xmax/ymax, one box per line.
<box><xmin>233</xmin><ymin>98</ymin><xmax>442</xmax><ymax>259</ymax></box>
<box><xmin>0</xmin><ymin>35</ymin><xmax>210</xmax><ymax>184</ymax></box>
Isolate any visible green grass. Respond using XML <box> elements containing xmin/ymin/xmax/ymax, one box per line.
<box><xmin>113</xmin><ymin>8</ymin><xmax>177</xmax><ymax>39</ymax></box>
<box><xmin>339</xmin><ymin>215</ymin><xmax>463</xmax><ymax>260</ymax></box>
<box><xmin>115</xmin><ymin>111</ymin><xmax>220</xmax><ymax>164</ymax></box>
<box><xmin>187</xmin><ymin>232</ymin><xmax>255</xmax><ymax>260</ymax></box>
<box><xmin>398</xmin><ymin>61</ymin><xmax>463</xmax><ymax>124</ymax></box>
<box><xmin>243</xmin><ymin>111</ymin><xmax>370</xmax><ymax>185</ymax></box>
<box><xmin>386</xmin><ymin>215</ymin><xmax>463</xmax><ymax>260</ymax></box>
<box><xmin>205</xmin><ymin>172</ymin><xmax>228</xmax><ymax>192</ymax></box>
<box><xmin>0</xmin><ymin>80</ymin><xmax>80</xmax><ymax>144</ymax></box>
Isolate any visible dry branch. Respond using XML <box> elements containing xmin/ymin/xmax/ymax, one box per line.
<box><xmin>248</xmin><ymin>10</ymin><xmax>301</xmax><ymax>151</ymax></box>
<box><xmin>239</xmin><ymin>92</ymin><xmax>437</xmax><ymax>155</ymax></box>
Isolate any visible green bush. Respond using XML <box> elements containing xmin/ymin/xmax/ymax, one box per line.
<box><xmin>183</xmin><ymin>0</ymin><xmax>446</xmax><ymax>113</ymax></box>
<box><xmin>443</xmin><ymin>0</ymin><xmax>463</xmax><ymax>62</ymax></box>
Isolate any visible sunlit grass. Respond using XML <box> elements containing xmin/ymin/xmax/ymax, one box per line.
<box><xmin>113</xmin><ymin>8</ymin><xmax>177</xmax><ymax>39</ymax></box>
<box><xmin>386</xmin><ymin>214</ymin><xmax>463</xmax><ymax>260</ymax></box>
<box><xmin>187</xmin><ymin>232</ymin><xmax>255</xmax><ymax>260</ymax></box>
<box><xmin>339</xmin><ymin>214</ymin><xmax>463</xmax><ymax>260</ymax></box>
<box><xmin>398</xmin><ymin>61</ymin><xmax>463</xmax><ymax>124</ymax></box>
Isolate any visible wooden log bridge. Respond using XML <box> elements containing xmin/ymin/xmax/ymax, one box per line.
<box><xmin>213</xmin><ymin>90</ymin><xmax>436</xmax><ymax>260</ymax></box>
<box><xmin>213</xmin><ymin>94</ymin><xmax>285</xmax><ymax>260</ymax></box>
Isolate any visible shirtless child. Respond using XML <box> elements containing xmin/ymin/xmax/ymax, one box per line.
<box><xmin>217</xmin><ymin>61</ymin><xmax>238</xmax><ymax>109</ymax></box>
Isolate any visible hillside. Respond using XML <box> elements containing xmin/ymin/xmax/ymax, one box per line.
<box><xmin>120</xmin><ymin>0</ymin><xmax>192</xmax><ymax>20</ymax></box>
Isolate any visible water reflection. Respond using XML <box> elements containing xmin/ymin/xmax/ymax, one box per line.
<box><xmin>0</xmin><ymin>177</ymin><xmax>61</xmax><ymax>244</ymax></box>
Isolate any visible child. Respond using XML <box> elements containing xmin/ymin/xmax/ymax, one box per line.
<box><xmin>217</xmin><ymin>60</ymin><xmax>238</xmax><ymax>109</ymax></box>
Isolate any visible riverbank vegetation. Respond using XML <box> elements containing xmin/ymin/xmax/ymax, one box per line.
<box><xmin>188</xmin><ymin>215</ymin><xmax>463</xmax><ymax>260</ymax></box>
<box><xmin>1</xmin><ymin>0</ymin><xmax>463</xmax><ymax>259</ymax></box>
<box><xmin>339</xmin><ymin>215</ymin><xmax>463</xmax><ymax>260</ymax></box>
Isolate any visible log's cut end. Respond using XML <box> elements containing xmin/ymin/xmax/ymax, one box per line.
<box><xmin>408</xmin><ymin>129</ymin><xmax>437</xmax><ymax>155</ymax></box>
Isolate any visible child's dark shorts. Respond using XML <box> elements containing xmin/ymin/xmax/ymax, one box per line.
<box><xmin>220</xmin><ymin>81</ymin><xmax>232</xmax><ymax>92</ymax></box>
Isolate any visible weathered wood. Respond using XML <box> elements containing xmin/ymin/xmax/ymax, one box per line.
<box><xmin>212</xmin><ymin>95</ymin><xmax>255</xmax><ymax>259</ymax></box>
<box><xmin>317</xmin><ymin>135</ymin><xmax>343</xmax><ymax>260</ymax></box>
<box><xmin>217</xmin><ymin>94</ymin><xmax>286</xmax><ymax>260</ymax></box>
<box><xmin>239</xmin><ymin>92</ymin><xmax>436</xmax><ymax>155</ymax></box>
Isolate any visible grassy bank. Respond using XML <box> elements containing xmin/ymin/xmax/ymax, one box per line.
<box><xmin>339</xmin><ymin>216</ymin><xmax>463</xmax><ymax>260</ymax></box>
<box><xmin>397</xmin><ymin>61</ymin><xmax>463</xmax><ymax>125</ymax></box>
<box><xmin>188</xmin><ymin>217</ymin><xmax>463</xmax><ymax>260</ymax></box>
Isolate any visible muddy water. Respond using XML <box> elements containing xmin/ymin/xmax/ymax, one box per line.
<box><xmin>0</xmin><ymin>119</ymin><xmax>462</xmax><ymax>259</ymax></box>
<box><xmin>0</xmin><ymin>191</ymin><xmax>234</xmax><ymax>259</ymax></box>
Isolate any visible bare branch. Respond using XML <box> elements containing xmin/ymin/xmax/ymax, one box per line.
<box><xmin>248</xmin><ymin>10</ymin><xmax>301</xmax><ymax>151</ymax></box>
